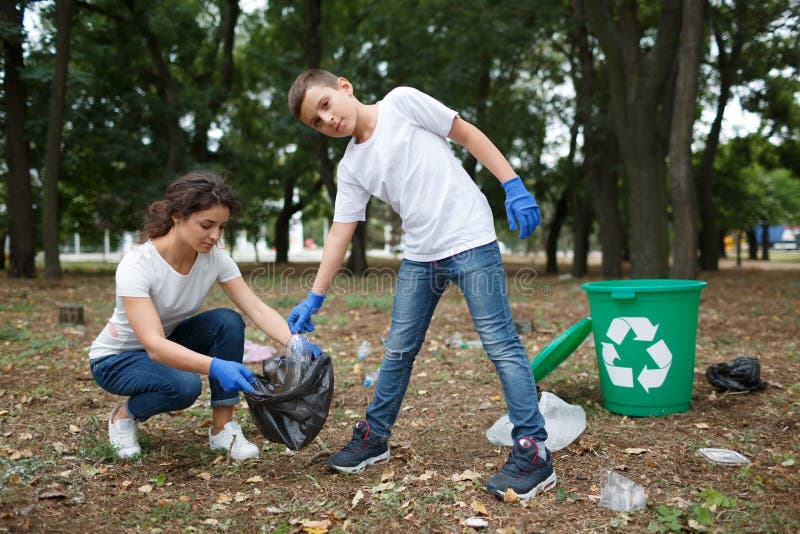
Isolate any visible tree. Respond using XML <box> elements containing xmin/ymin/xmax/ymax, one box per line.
<box><xmin>571</xmin><ymin>0</ymin><xmax>624</xmax><ymax>278</ymax></box>
<box><xmin>42</xmin><ymin>0</ymin><xmax>73</xmax><ymax>280</ymax></box>
<box><xmin>2</xmin><ymin>0</ymin><xmax>36</xmax><ymax>278</ymax></box>
<box><xmin>696</xmin><ymin>0</ymin><xmax>794</xmax><ymax>270</ymax></box>
<box><xmin>582</xmin><ymin>0</ymin><xmax>683</xmax><ymax>278</ymax></box>
<box><xmin>667</xmin><ymin>0</ymin><xmax>704</xmax><ymax>279</ymax></box>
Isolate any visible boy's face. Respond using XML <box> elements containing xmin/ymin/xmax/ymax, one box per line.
<box><xmin>298</xmin><ymin>77</ymin><xmax>358</xmax><ymax>138</ymax></box>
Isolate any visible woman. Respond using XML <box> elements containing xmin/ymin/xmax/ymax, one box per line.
<box><xmin>89</xmin><ymin>171</ymin><xmax>308</xmax><ymax>460</ymax></box>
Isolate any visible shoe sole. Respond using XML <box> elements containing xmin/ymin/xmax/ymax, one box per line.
<box><xmin>327</xmin><ymin>449</ymin><xmax>390</xmax><ymax>474</ymax></box>
<box><xmin>487</xmin><ymin>470</ymin><xmax>557</xmax><ymax>500</ymax></box>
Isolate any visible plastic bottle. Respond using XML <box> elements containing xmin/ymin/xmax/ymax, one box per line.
<box><xmin>461</xmin><ymin>339</ymin><xmax>483</xmax><ymax>349</ymax></box>
<box><xmin>357</xmin><ymin>340</ymin><xmax>371</xmax><ymax>360</ymax></box>
<box><xmin>363</xmin><ymin>369</ymin><xmax>379</xmax><ymax>387</ymax></box>
<box><xmin>444</xmin><ymin>333</ymin><xmax>463</xmax><ymax>347</ymax></box>
<box><xmin>285</xmin><ymin>333</ymin><xmax>315</xmax><ymax>386</ymax></box>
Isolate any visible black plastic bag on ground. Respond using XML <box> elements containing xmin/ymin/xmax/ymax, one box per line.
<box><xmin>705</xmin><ymin>356</ymin><xmax>767</xmax><ymax>392</ymax></box>
<box><xmin>244</xmin><ymin>352</ymin><xmax>334</xmax><ymax>450</ymax></box>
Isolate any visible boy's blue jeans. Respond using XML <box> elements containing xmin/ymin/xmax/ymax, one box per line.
<box><xmin>366</xmin><ymin>241</ymin><xmax>547</xmax><ymax>442</ymax></box>
<box><xmin>90</xmin><ymin>308</ymin><xmax>246</xmax><ymax>422</ymax></box>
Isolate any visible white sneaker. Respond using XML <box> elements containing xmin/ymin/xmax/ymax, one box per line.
<box><xmin>108</xmin><ymin>405</ymin><xmax>141</xmax><ymax>459</ymax></box>
<box><xmin>209</xmin><ymin>421</ymin><xmax>259</xmax><ymax>460</ymax></box>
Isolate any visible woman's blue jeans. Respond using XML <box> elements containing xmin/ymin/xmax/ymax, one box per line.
<box><xmin>366</xmin><ymin>241</ymin><xmax>547</xmax><ymax>442</ymax></box>
<box><xmin>90</xmin><ymin>308</ymin><xmax>246</xmax><ymax>422</ymax></box>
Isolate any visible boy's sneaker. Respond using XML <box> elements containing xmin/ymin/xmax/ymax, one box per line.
<box><xmin>486</xmin><ymin>437</ymin><xmax>557</xmax><ymax>499</ymax></box>
<box><xmin>326</xmin><ymin>421</ymin><xmax>390</xmax><ymax>474</ymax></box>
<box><xmin>108</xmin><ymin>405</ymin><xmax>141</xmax><ymax>459</ymax></box>
<box><xmin>209</xmin><ymin>421</ymin><xmax>259</xmax><ymax>461</ymax></box>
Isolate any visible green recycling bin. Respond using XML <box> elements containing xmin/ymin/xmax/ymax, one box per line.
<box><xmin>581</xmin><ymin>279</ymin><xmax>707</xmax><ymax>416</ymax></box>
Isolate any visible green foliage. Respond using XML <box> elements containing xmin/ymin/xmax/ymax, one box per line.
<box><xmin>648</xmin><ymin>504</ymin><xmax>684</xmax><ymax>532</ymax></box>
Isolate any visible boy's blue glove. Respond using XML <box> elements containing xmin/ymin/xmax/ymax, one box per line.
<box><xmin>208</xmin><ymin>358</ymin><xmax>256</xmax><ymax>393</ymax></box>
<box><xmin>287</xmin><ymin>292</ymin><xmax>325</xmax><ymax>334</ymax></box>
<box><xmin>502</xmin><ymin>176</ymin><xmax>540</xmax><ymax>239</ymax></box>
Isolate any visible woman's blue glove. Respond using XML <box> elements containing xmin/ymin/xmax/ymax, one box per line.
<box><xmin>287</xmin><ymin>292</ymin><xmax>326</xmax><ymax>334</ymax></box>
<box><xmin>208</xmin><ymin>358</ymin><xmax>256</xmax><ymax>393</ymax></box>
<box><xmin>502</xmin><ymin>176</ymin><xmax>540</xmax><ymax>239</ymax></box>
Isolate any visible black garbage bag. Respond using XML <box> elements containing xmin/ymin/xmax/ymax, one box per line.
<box><xmin>705</xmin><ymin>356</ymin><xmax>767</xmax><ymax>392</ymax></box>
<box><xmin>244</xmin><ymin>352</ymin><xmax>334</xmax><ymax>450</ymax></box>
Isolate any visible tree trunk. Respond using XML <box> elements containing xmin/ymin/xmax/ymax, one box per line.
<box><xmin>747</xmin><ymin>229</ymin><xmax>758</xmax><ymax>260</ymax></box>
<box><xmin>572</xmin><ymin>0</ymin><xmax>623</xmax><ymax>278</ymax></box>
<box><xmin>760</xmin><ymin>224</ymin><xmax>769</xmax><ymax>261</ymax></box>
<box><xmin>698</xmin><ymin>3</ymin><xmax>746</xmax><ymax>271</ymax></box>
<box><xmin>570</xmin><ymin>189</ymin><xmax>590</xmax><ymax>278</ymax></box>
<box><xmin>735</xmin><ymin>230</ymin><xmax>742</xmax><ymax>267</ymax></box>
<box><xmin>582</xmin><ymin>0</ymin><xmax>682</xmax><ymax>279</ymax></box>
<box><xmin>2</xmin><ymin>1</ymin><xmax>36</xmax><ymax>278</ymax></box>
<box><xmin>668</xmin><ymin>0</ymin><xmax>703</xmax><ymax>279</ymax></box>
<box><xmin>347</xmin><ymin>221</ymin><xmax>368</xmax><ymax>275</ymax></box>
<box><xmin>545</xmin><ymin>193</ymin><xmax>568</xmax><ymax>275</ymax></box>
<box><xmin>42</xmin><ymin>0</ymin><xmax>73</xmax><ymax>281</ymax></box>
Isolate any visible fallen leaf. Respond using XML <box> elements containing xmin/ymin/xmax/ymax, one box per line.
<box><xmin>246</xmin><ymin>475</ymin><xmax>263</xmax><ymax>483</ymax></box>
<box><xmin>38</xmin><ymin>490</ymin><xmax>67</xmax><ymax>500</ymax></box>
<box><xmin>694</xmin><ymin>423</ymin><xmax>710</xmax><ymax>429</ymax></box>
<box><xmin>204</xmin><ymin>519</ymin><xmax>219</xmax><ymax>526</ymax></box>
<box><xmin>196</xmin><ymin>472</ymin><xmax>211</xmax><ymax>481</ymax></box>
<box><xmin>781</xmin><ymin>458</ymin><xmax>795</xmax><ymax>467</ymax></box>
<box><xmin>380</xmin><ymin>470</ymin><xmax>394</xmax><ymax>482</ymax></box>
<box><xmin>351</xmin><ymin>489</ymin><xmax>364</xmax><ymax>508</ymax></box>
<box><xmin>58</xmin><ymin>470</ymin><xmax>72</xmax><ymax>478</ymax></box>
<box><xmin>138</xmin><ymin>484</ymin><xmax>153</xmax><ymax>493</ymax></box>
<box><xmin>68</xmin><ymin>425</ymin><xmax>80</xmax><ymax>434</ymax></box>
<box><xmin>301</xmin><ymin>519</ymin><xmax>331</xmax><ymax>533</ymax></box>
<box><xmin>496</xmin><ymin>528</ymin><xmax>516</xmax><ymax>534</ymax></box>
<box><xmin>471</xmin><ymin>500</ymin><xmax>489</xmax><ymax>516</ymax></box>
<box><xmin>451</xmin><ymin>469</ymin><xmax>481</xmax><ymax>482</ymax></box>
<box><xmin>623</xmin><ymin>448</ymin><xmax>650</xmax><ymax>455</ymax></box>
<box><xmin>503</xmin><ymin>488</ymin><xmax>520</xmax><ymax>503</ymax></box>
<box><xmin>19</xmin><ymin>432</ymin><xmax>32</xmax><ymax>440</ymax></box>
<box><xmin>217</xmin><ymin>492</ymin><xmax>231</xmax><ymax>504</ymax></box>
<box><xmin>419</xmin><ymin>470</ymin><xmax>436</xmax><ymax>481</ymax></box>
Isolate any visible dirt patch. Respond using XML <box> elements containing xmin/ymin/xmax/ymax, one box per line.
<box><xmin>0</xmin><ymin>262</ymin><xmax>798</xmax><ymax>532</ymax></box>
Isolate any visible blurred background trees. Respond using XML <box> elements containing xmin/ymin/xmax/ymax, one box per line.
<box><xmin>2</xmin><ymin>0</ymin><xmax>798</xmax><ymax>279</ymax></box>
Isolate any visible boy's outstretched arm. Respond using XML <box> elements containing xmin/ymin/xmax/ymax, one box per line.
<box><xmin>287</xmin><ymin>221</ymin><xmax>358</xmax><ymax>333</ymax></box>
<box><xmin>448</xmin><ymin>117</ymin><xmax>541</xmax><ymax>239</ymax></box>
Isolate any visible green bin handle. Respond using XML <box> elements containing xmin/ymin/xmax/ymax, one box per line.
<box><xmin>611</xmin><ymin>288</ymin><xmax>636</xmax><ymax>299</ymax></box>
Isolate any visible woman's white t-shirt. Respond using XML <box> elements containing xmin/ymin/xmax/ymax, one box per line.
<box><xmin>89</xmin><ymin>241</ymin><xmax>241</xmax><ymax>359</ymax></box>
<box><xmin>333</xmin><ymin>87</ymin><xmax>497</xmax><ymax>262</ymax></box>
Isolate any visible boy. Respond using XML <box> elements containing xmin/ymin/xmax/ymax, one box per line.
<box><xmin>286</xmin><ymin>69</ymin><xmax>556</xmax><ymax>499</ymax></box>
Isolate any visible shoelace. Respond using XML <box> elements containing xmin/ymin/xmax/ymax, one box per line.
<box><xmin>116</xmin><ymin>427</ymin><xmax>139</xmax><ymax>449</ymax></box>
<box><xmin>500</xmin><ymin>448</ymin><xmax>540</xmax><ymax>476</ymax></box>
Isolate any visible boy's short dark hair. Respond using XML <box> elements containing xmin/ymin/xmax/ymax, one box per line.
<box><xmin>288</xmin><ymin>69</ymin><xmax>340</xmax><ymax>119</ymax></box>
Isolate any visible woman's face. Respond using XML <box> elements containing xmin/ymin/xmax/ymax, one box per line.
<box><xmin>173</xmin><ymin>204</ymin><xmax>230</xmax><ymax>253</ymax></box>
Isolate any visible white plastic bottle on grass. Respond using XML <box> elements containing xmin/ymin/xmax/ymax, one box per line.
<box><xmin>364</xmin><ymin>369</ymin><xmax>379</xmax><ymax>387</ymax></box>
<box><xmin>357</xmin><ymin>340</ymin><xmax>371</xmax><ymax>360</ymax></box>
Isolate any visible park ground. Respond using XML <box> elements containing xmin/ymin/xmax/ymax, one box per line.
<box><xmin>0</xmin><ymin>254</ymin><xmax>798</xmax><ymax>532</ymax></box>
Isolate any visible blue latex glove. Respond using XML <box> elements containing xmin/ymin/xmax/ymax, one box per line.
<box><xmin>208</xmin><ymin>358</ymin><xmax>256</xmax><ymax>393</ymax></box>
<box><xmin>287</xmin><ymin>292</ymin><xmax>326</xmax><ymax>334</ymax></box>
<box><xmin>502</xmin><ymin>176</ymin><xmax>540</xmax><ymax>239</ymax></box>
<box><xmin>309</xmin><ymin>342</ymin><xmax>323</xmax><ymax>358</ymax></box>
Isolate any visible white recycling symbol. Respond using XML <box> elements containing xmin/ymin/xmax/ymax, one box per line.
<box><xmin>600</xmin><ymin>317</ymin><xmax>672</xmax><ymax>393</ymax></box>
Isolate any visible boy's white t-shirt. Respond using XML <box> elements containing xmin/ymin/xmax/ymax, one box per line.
<box><xmin>89</xmin><ymin>241</ymin><xmax>241</xmax><ymax>360</ymax></box>
<box><xmin>333</xmin><ymin>86</ymin><xmax>497</xmax><ymax>262</ymax></box>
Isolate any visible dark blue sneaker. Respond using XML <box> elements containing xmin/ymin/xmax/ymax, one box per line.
<box><xmin>327</xmin><ymin>421</ymin><xmax>390</xmax><ymax>474</ymax></box>
<box><xmin>486</xmin><ymin>437</ymin><xmax>557</xmax><ymax>499</ymax></box>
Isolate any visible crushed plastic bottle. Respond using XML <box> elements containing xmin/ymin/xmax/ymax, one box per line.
<box><xmin>444</xmin><ymin>333</ymin><xmax>463</xmax><ymax>347</ymax></box>
<box><xmin>598</xmin><ymin>469</ymin><xmax>647</xmax><ymax>511</ymax></box>
<box><xmin>283</xmin><ymin>333</ymin><xmax>316</xmax><ymax>387</ymax></box>
<box><xmin>444</xmin><ymin>333</ymin><xmax>482</xmax><ymax>349</ymax></box>
<box><xmin>357</xmin><ymin>340</ymin><xmax>372</xmax><ymax>360</ymax></box>
<box><xmin>363</xmin><ymin>369</ymin><xmax>379</xmax><ymax>387</ymax></box>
